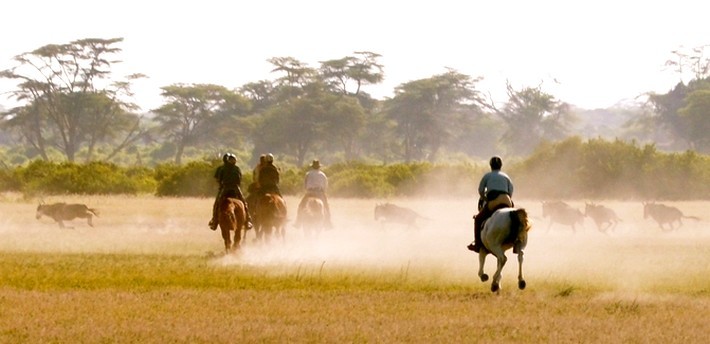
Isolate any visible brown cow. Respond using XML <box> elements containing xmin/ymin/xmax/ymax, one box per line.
<box><xmin>541</xmin><ymin>201</ymin><xmax>584</xmax><ymax>232</ymax></box>
<box><xmin>36</xmin><ymin>202</ymin><xmax>99</xmax><ymax>228</ymax></box>
<box><xmin>643</xmin><ymin>202</ymin><xmax>700</xmax><ymax>231</ymax></box>
<box><xmin>374</xmin><ymin>203</ymin><xmax>429</xmax><ymax>229</ymax></box>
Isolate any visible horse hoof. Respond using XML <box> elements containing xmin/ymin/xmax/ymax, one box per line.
<box><xmin>491</xmin><ymin>283</ymin><xmax>500</xmax><ymax>292</ymax></box>
<box><xmin>518</xmin><ymin>280</ymin><xmax>526</xmax><ymax>290</ymax></box>
<box><xmin>480</xmin><ymin>274</ymin><xmax>489</xmax><ymax>282</ymax></box>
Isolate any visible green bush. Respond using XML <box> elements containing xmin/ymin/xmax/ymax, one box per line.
<box><xmin>155</xmin><ymin>161</ymin><xmax>215</xmax><ymax>197</ymax></box>
<box><xmin>512</xmin><ymin>137</ymin><xmax>710</xmax><ymax>200</ymax></box>
<box><xmin>13</xmin><ymin>160</ymin><xmax>156</xmax><ymax>195</ymax></box>
<box><xmin>0</xmin><ymin>141</ymin><xmax>708</xmax><ymax>200</ymax></box>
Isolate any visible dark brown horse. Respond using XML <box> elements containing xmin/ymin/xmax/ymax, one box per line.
<box><xmin>254</xmin><ymin>193</ymin><xmax>288</xmax><ymax>243</ymax></box>
<box><xmin>218</xmin><ymin>197</ymin><xmax>247</xmax><ymax>253</ymax></box>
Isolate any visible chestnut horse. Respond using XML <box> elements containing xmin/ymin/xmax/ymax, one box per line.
<box><xmin>218</xmin><ymin>197</ymin><xmax>247</xmax><ymax>253</ymax></box>
<box><xmin>254</xmin><ymin>193</ymin><xmax>288</xmax><ymax>243</ymax></box>
<box><xmin>477</xmin><ymin>208</ymin><xmax>531</xmax><ymax>293</ymax></box>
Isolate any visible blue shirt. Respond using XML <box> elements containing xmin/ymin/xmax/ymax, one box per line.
<box><xmin>478</xmin><ymin>170</ymin><xmax>514</xmax><ymax>198</ymax></box>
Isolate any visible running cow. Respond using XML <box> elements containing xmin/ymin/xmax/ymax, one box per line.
<box><xmin>36</xmin><ymin>202</ymin><xmax>99</xmax><ymax>228</ymax></box>
<box><xmin>584</xmin><ymin>202</ymin><xmax>622</xmax><ymax>233</ymax></box>
<box><xmin>643</xmin><ymin>202</ymin><xmax>700</xmax><ymax>231</ymax></box>
<box><xmin>374</xmin><ymin>203</ymin><xmax>428</xmax><ymax>229</ymax></box>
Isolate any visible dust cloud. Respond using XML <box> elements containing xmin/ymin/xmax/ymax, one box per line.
<box><xmin>1</xmin><ymin>194</ymin><xmax>707</xmax><ymax>292</ymax></box>
<box><xmin>218</xmin><ymin>197</ymin><xmax>710</xmax><ymax>291</ymax></box>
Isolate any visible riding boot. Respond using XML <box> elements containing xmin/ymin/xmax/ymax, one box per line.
<box><xmin>467</xmin><ymin>214</ymin><xmax>482</xmax><ymax>252</ymax></box>
<box><xmin>209</xmin><ymin>197</ymin><xmax>219</xmax><ymax>230</ymax></box>
<box><xmin>243</xmin><ymin>204</ymin><xmax>254</xmax><ymax>229</ymax></box>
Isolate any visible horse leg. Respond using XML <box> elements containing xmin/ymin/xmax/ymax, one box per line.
<box><xmin>477</xmin><ymin>251</ymin><xmax>489</xmax><ymax>282</ymax></box>
<box><xmin>491</xmin><ymin>251</ymin><xmax>507</xmax><ymax>293</ymax></box>
<box><xmin>87</xmin><ymin>215</ymin><xmax>94</xmax><ymax>227</ymax></box>
<box><xmin>232</xmin><ymin>228</ymin><xmax>241</xmax><ymax>252</ymax></box>
<box><xmin>220</xmin><ymin>226</ymin><xmax>231</xmax><ymax>253</ymax></box>
<box><xmin>517</xmin><ymin>248</ymin><xmax>526</xmax><ymax>290</ymax></box>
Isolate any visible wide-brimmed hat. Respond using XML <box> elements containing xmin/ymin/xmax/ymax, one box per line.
<box><xmin>311</xmin><ymin>159</ymin><xmax>320</xmax><ymax>168</ymax></box>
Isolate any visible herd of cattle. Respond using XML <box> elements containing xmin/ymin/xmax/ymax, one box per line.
<box><xmin>374</xmin><ymin>201</ymin><xmax>702</xmax><ymax>233</ymax></box>
<box><xmin>34</xmin><ymin>200</ymin><xmax>701</xmax><ymax>233</ymax></box>
<box><xmin>539</xmin><ymin>201</ymin><xmax>701</xmax><ymax>232</ymax></box>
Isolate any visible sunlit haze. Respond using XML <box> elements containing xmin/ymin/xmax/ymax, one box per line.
<box><xmin>2</xmin><ymin>0</ymin><xmax>708</xmax><ymax>111</ymax></box>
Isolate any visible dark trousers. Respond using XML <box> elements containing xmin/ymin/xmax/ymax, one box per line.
<box><xmin>473</xmin><ymin>193</ymin><xmax>513</xmax><ymax>246</ymax></box>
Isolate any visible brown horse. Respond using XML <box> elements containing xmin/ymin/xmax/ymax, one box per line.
<box><xmin>254</xmin><ymin>193</ymin><xmax>288</xmax><ymax>243</ymax></box>
<box><xmin>218</xmin><ymin>197</ymin><xmax>247</xmax><ymax>253</ymax></box>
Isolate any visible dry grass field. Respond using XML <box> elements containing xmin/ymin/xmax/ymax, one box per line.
<box><xmin>1</xmin><ymin>193</ymin><xmax>709</xmax><ymax>343</ymax></box>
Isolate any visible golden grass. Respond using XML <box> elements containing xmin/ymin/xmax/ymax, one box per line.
<box><xmin>1</xmin><ymin>193</ymin><xmax>709</xmax><ymax>342</ymax></box>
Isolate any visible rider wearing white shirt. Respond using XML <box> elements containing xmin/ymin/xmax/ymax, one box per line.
<box><xmin>296</xmin><ymin>159</ymin><xmax>333</xmax><ymax>228</ymax></box>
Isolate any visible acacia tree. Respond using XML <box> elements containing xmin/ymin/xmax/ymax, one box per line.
<box><xmin>490</xmin><ymin>82</ymin><xmax>573</xmax><ymax>155</ymax></box>
<box><xmin>0</xmin><ymin>38</ymin><xmax>147</xmax><ymax>161</ymax></box>
<box><xmin>645</xmin><ymin>46</ymin><xmax>710</xmax><ymax>151</ymax></box>
<box><xmin>384</xmin><ymin>69</ymin><xmax>485</xmax><ymax>161</ymax></box>
<box><xmin>152</xmin><ymin>83</ymin><xmax>250</xmax><ymax>164</ymax></box>
<box><xmin>319</xmin><ymin>51</ymin><xmax>384</xmax><ymax>96</ymax></box>
<box><xmin>678</xmin><ymin>88</ymin><xmax>710</xmax><ymax>153</ymax></box>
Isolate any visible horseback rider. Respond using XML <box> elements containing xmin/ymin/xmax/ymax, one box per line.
<box><xmin>295</xmin><ymin>159</ymin><xmax>333</xmax><ymax>229</ymax></box>
<box><xmin>246</xmin><ymin>154</ymin><xmax>267</xmax><ymax>206</ymax></box>
<box><xmin>257</xmin><ymin>153</ymin><xmax>281</xmax><ymax>197</ymax></box>
<box><xmin>468</xmin><ymin>156</ymin><xmax>514</xmax><ymax>253</ymax></box>
<box><xmin>209</xmin><ymin>153</ymin><xmax>253</xmax><ymax>230</ymax></box>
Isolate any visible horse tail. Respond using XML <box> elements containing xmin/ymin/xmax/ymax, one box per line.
<box><xmin>514</xmin><ymin>208</ymin><xmax>531</xmax><ymax>232</ymax></box>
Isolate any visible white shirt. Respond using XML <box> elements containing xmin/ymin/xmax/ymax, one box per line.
<box><xmin>305</xmin><ymin>169</ymin><xmax>328</xmax><ymax>191</ymax></box>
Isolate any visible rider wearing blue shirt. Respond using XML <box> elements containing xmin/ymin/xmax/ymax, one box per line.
<box><xmin>468</xmin><ymin>156</ymin><xmax>514</xmax><ymax>253</ymax></box>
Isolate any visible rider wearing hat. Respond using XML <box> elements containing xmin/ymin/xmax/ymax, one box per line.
<box><xmin>468</xmin><ymin>156</ymin><xmax>514</xmax><ymax>253</ymax></box>
<box><xmin>295</xmin><ymin>159</ymin><xmax>333</xmax><ymax>229</ymax></box>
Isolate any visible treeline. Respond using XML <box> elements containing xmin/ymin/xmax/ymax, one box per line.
<box><xmin>2</xmin><ymin>38</ymin><xmax>709</xmax><ymax>171</ymax></box>
<box><xmin>2</xmin><ymin>138</ymin><xmax>708</xmax><ymax>200</ymax></box>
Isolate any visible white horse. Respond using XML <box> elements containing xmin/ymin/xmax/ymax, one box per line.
<box><xmin>299</xmin><ymin>196</ymin><xmax>326</xmax><ymax>237</ymax></box>
<box><xmin>477</xmin><ymin>208</ymin><xmax>532</xmax><ymax>293</ymax></box>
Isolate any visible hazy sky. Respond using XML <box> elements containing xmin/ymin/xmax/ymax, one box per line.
<box><xmin>1</xmin><ymin>0</ymin><xmax>708</xmax><ymax>110</ymax></box>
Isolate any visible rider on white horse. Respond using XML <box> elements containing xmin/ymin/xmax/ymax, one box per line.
<box><xmin>295</xmin><ymin>159</ymin><xmax>333</xmax><ymax>229</ymax></box>
<box><xmin>468</xmin><ymin>156</ymin><xmax>515</xmax><ymax>253</ymax></box>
